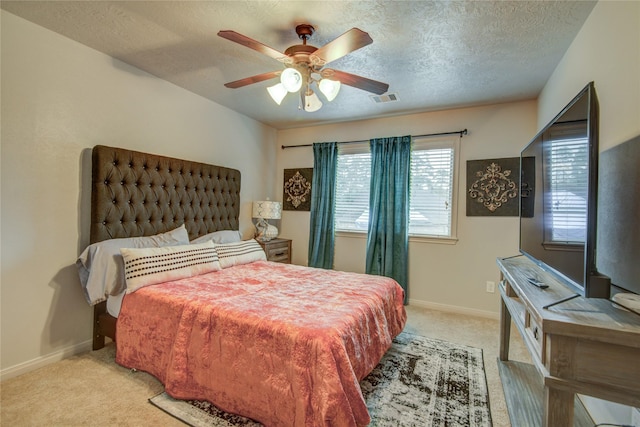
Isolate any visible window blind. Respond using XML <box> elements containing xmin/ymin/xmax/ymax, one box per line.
<box><xmin>409</xmin><ymin>144</ymin><xmax>454</xmax><ymax>236</ymax></box>
<box><xmin>335</xmin><ymin>149</ymin><xmax>371</xmax><ymax>232</ymax></box>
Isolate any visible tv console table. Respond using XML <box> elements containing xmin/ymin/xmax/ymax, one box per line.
<box><xmin>497</xmin><ymin>256</ymin><xmax>640</xmax><ymax>427</ymax></box>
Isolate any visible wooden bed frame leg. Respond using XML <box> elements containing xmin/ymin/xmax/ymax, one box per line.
<box><xmin>93</xmin><ymin>301</ymin><xmax>106</xmax><ymax>350</ymax></box>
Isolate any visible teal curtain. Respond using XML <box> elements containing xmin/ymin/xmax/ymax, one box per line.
<box><xmin>365</xmin><ymin>135</ymin><xmax>411</xmax><ymax>303</ymax></box>
<box><xmin>308</xmin><ymin>142</ymin><xmax>338</xmax><ymax>269</ymax></box>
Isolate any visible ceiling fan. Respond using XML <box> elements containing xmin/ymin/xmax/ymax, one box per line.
<box><xmin>218</xmin><ymin>24</ymin><xmax>389</xmax><ymax>112</ymax></box>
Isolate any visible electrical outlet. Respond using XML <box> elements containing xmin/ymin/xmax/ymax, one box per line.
<box><xmin>486</xmin><ymin>281</ymin><xmax>496</xmax><ymax>293</ymax></box>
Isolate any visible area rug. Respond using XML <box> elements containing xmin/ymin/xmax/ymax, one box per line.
<box><xmin>149</xmin><ymin>332</ymin><xmax>492</xmax><ymax>427</ymax></box>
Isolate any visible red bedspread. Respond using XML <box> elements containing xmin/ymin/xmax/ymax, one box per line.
<box><xmin>115</xmin><ymin>261</ymin><xmax>406</xmax><ymax>427</ymax></box>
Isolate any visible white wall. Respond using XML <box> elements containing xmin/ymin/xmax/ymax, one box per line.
<box><xmin>276</xmin><ymin>100</ymin><xmax>537</xmax><ymax>316</ymax></box>
<box><xmin>0</xmin><ymin>11</ymin><xmax>277</xmax><ymax>376</ymax></box>
<box><xmin>537</xmin><ymin>2</ymin><xmax>640</xmax><ymax>424</ymax></box>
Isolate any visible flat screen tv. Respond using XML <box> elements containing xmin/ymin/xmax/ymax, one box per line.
<box><xmin>519</xmin><ymin>82</ymin><xmax>610</xmax><ymax>298</ymax></box>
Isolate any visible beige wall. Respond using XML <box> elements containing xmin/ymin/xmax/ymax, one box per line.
<box><xmin>0</xmin><ymin>11</ymin><xmax>278</xmax><ymax>375</ymax></box>
<box><xmin>539</xmin><ymin>1</ymin><xmax>640</xmax><ymax>149</ymax></box>
<box><xmin>537</xmin><ymin>2</ymin><xmax>640</xmax><ymax>423</ymax></box>
<box><xmin>276</xmin><ymin>100</ymin><xmax>537</xmax><ymax>316</ymax></box>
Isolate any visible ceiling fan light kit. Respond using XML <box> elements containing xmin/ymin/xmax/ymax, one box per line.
<box><xmin>280</xmin><ymin>68</ymin><xmax>303</xmax><ymax>92</ymax></box>
<box><xmin>319</xmin><ymin>78</ymin><xmax>341</xmax><ymax>102</ymax></box>
<box><xmin>218</xmin><ymin>24</ymin><xmax>389</xmax><ymax>113</ymax></box>
<box><xmin>304</xmin><ymin>90</ymin><xmax>323</xmax><ymax>112</ymax></box>
<box><xmin>266</xmin><ymin>83</ymin><xmax>287</xmax><ymax>105</ymax></box>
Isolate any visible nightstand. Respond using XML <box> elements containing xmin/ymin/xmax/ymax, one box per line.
<box><xmin>257</xmin><ymin>238</ymin><xmax>291</xmax><ymax>264</ymax></box>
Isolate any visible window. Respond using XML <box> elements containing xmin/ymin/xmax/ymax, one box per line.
<box><xmin>409</xmin><ymin>137</ymin><xmax>456</xmax><ymax>237</ymax></box>
<box><xmin>334</xmin><ymin>136</ymin><xmax>459</xmax><ymax>239</ymax></box>
<box><xmin>335</xmin><ymin>144</ymin><xmax>370</xmax><ymax>232</ymax></box>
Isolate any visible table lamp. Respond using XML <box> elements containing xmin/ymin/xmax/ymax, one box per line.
<box><xmin>252</xmin><ymin>200</ymin><xmax>282</xmax><ymax>241</ymax></box>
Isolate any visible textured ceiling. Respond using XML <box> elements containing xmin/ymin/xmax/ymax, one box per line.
<box><xmin>1</xmin><ymin>1</ymin><xmax>596</xmax><ymax>129</ymax></box>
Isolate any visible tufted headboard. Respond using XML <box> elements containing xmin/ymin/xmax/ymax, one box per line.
<box><xmin>90</xmin><ymin>145</ymin><xmax>241</xmax><ymax>244</ymax></box>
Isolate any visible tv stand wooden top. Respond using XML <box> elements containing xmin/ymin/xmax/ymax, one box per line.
<box><xmin>497</xmin><ymin>255</ymin><xmax>640</xmax><ymax>427</ymax></box>
<box><xmin>498</xmin><ymin>256</ymin><xmax>640</xmax><ymax>343</ymax></box>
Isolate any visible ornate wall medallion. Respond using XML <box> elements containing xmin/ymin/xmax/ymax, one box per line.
<box><xmin>467</xmin><ymin>157</ymin><xmax>519</xmax><ymax>216</ymax></box>
<box><xmin>283</xmin><ymin>168</ymin><xmax>312</xmax><ymax>211</ymax></box>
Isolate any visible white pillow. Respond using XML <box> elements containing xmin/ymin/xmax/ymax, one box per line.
<box><xmin>121</xmin><ymin>241</ymin><xmax>221</xmax><ymax>293</ymax></box>
<box><xmin>76</xmin><ymin>225</ymin><xmax>190</xmax><ymax>305</ymax></box>
<box><xmin>213</xmin><ymin>239</ymin><xmax>266</xmax><ymax>269</ymax></box>
<box><xmin>190</xmin><ymin>229</ymin><xmax>242</xmax><ymax>244</ymax></box>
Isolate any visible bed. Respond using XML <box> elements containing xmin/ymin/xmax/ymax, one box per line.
<box><xmin>81</xmin><ymin>145</ymin><xmax>406</xmax><ymax>426</ymax></box>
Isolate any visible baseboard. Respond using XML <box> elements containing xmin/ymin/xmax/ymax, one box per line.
<box><xmin>408</xmin><ymin>298</ymin><xmax>499</xmax><ymax>320</ymax></box>
<box><xmin>0</xmin><ymin>339</ymin><xmax>93</xmax><ymax>382</ymax></box>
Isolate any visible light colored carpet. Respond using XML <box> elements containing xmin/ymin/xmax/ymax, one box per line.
<box><xmin>0</xmin><ymin>305</ymin><xmax>530</xmax><ymax>426</ymax></box>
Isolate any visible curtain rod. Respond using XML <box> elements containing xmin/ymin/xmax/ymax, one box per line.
<box><xmin>281</xmin><ymin>128</ymin><xmax>468</xmax><ymax>150</ymax></box>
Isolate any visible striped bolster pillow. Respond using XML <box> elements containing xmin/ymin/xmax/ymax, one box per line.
<box><xmin>213</xmin><ymin>239</ymin><xmax>267</xmax><ymax>269</ymax></box>
<box><xmin>120</xmin><ymin>241</ymin><xmax>221</xmax><ymax>293</ymax></box>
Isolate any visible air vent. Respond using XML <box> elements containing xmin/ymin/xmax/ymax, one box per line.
<box><xmin>370</xmin><ymin>93</ymin><xmax>399</xmax><ymax>103</ymax></box>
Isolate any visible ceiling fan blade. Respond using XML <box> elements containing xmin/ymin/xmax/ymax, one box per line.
<box><xmin>310</xmin><ymin>28</ymin><xmax>373</xmax><ymax>65</ymax></box>
<box><xmin>329</xmin><ymin>69</ymin><xmax>389</xmax><ymax>95</ymax></box>
<box><xmin>218</xmin><ymin>30</ymin><xmax>287</xmax><ymax>62</ymax></box>
<box><xmin>224</xmin><ymin>71</ymin><xmax>281</xmax><ymax>89</ymax></box>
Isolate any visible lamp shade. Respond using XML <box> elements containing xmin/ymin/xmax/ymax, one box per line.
<box><xmin>280</xmin><ymin>68</ymin><xmax>302</xmax><ymax>93</ymax></box>
<box><xmin>304</xmin><ymin>91</ymin><xmax>323</xmax><ymax>112</ymax></box>
<box><xmin>252</xmin><ymin>200</ymin><xmax>282</xmax><ymax>220</ymax></box>
<box><xmin>319</xmin><ymin>78</ymin><xmax>341</xmax><ymax>102</ymax></box>
<box><xmin>267</xmin><ymin>83</ymin><xmax>287</xmax><ymax>105</ymax></box>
